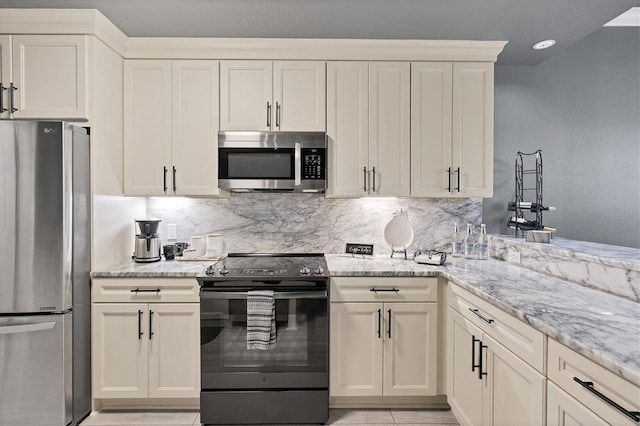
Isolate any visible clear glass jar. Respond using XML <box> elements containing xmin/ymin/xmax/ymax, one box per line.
<box><xmin>452</xmin><ymin>223</ymin><xmax>462</xmax><ymax>257</ymax></box>
<box><xmin>477</xmin><ymin>224</ymin><xmax>488</xmax><ymax>260</ymax></box>
<box><xmin>464</xmin><ymin>223</ymin><xmax>475</xmax><ymax>259</ymax></box>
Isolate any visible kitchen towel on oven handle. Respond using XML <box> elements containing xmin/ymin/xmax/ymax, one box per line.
<box><xmin>247</xmin><ymin>290</ymin><xmax>277</xmax><ymax>350</ymax></box>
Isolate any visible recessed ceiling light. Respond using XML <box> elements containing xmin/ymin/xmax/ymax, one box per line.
<box><xmin>532</xmin><ymin>39</ymin><xmax>556</xmax><ymax>50</ymax></box>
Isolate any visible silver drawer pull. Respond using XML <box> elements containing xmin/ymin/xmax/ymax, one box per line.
<box><xmin>370</xmin><ymin>288</ymin><xmax>399</xmax><ymax>293</ymax></box>
<box><xmin>573</xmin><ymin>377</ymin><xmax>640</xmax><ymax>422</ymax></box>
<box><xmin>469</xmin><ymin>308</ymin><xmax>494</xmax><ymax>324</ymax></box>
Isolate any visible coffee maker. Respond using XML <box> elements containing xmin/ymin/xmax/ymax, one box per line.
<box><xmin>133</xmin><ymin>219</ymin><xmax>162</xmax><ymax>263</ymax></box>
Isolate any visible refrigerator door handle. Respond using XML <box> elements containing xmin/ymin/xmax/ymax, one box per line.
<box><xmin>0</xmin><ymin>321</ymin><xmax>56</xmax><ymax>335</ymax></box>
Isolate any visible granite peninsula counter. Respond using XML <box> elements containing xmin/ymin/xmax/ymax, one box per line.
<box><xmin>92</xmin><ymin>245</ymin><xmax>640</xmax><ymax>389</ymax></box>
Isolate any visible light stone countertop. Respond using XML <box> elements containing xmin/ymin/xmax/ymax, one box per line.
<box><xmin>92</xmin><ymin>253</ymin><xmax>640</xmax><ymax>388</ymax></box>
<box><xmin>91</xmin><ymin>259</ymin><xmax>214</xmax><ymax>278</ymax></box>
<box><xmin>326</xmin><ymin>254</ymin><xmax>640</xmax><ymax>388</ymax></box>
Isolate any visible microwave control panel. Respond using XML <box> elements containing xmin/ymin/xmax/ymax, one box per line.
<box><xmin>302</xmin><ymin>148</ymin><xmax>326</xmax><ymax>180</ymax></box>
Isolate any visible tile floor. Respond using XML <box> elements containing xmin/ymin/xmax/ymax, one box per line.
<box><xmin>79</xmin><ymin>409</ymin><xmax>460</xmax><ymax>425</ymax></box>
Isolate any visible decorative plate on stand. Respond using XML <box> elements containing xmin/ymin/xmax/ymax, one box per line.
<box><xmin>384</xmin><ymin>209</ymin><xmax>414</xmax><ymax>258</ymax></box>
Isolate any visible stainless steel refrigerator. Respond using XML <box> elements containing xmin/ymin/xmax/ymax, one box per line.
<box><xmin>0</xmin><ymin>121</ymin><xmax>91</xmax><ymax>426</ymax></box>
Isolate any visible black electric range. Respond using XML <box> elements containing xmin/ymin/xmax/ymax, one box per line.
<box><xmin>198</xmin><ymin>253</ymin><xmax>329</xmax><ymax>425</ymax></box>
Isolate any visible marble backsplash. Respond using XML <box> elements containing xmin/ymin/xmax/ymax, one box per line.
<box><xmin>146</xmin><ymin>195</ymin><xmax>482</xmax><ymax>255</ymax></box>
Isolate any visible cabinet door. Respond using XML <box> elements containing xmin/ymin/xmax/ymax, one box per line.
<box><xmin>273</xmin><ymin>61</ymin><xmax>325</xmax><ymax>131</ymax></box>
<box><xmin>547</xmin><ymin>382</ymin><xmax>608</xmax><ymax>426</ymax></box>
<box><xmin>326</xmin><ymin>61</ymin><xmax>369</xmax><ymax>197</ymax></box>
<box><xmin>369</xmin><ymin>62</ymin><xmax>410</xmax><ymax>196</ymax></box>
<box><xmin>383</xmin><ymin>303</ymin><xmax>438</xmax><ymax>396</ymax></box>
<box><xmin>0</xmin><ymin>36</ymin><xmax>10</xmax><ymax>119</ymax></box>
<box><xmin>482</xmin><ymin>333</ymin><xmax>545</xmax><ymax>426</ymax></box>
<box><xmin>11</xmin><ymin>35</ymin><xmax>88</xmax><ymax>120</ymax></box>
<box><xmin>410</xmin><ymin>62</ymin><xmax>453</xmax><ymax>197</ymax></box>
<box><xmin>447</xmin><ymin>308</ymin><xmax>483</xmax><ymax>426</ymax></box>
<box><xmin>92</xmin><ymin>304</ymin><xmax>149</xmax><ymax>398</ymax></box>
<box><xmin>171</xmin><ymin>60</ymin><xmax>221</xmax><ymax>196</ymax></box>
<box><xmin>124</xmin><ymin>60</ymin><xmax>172</xmax><ymax>196</ymax></box>
<box><xmin>148</xmin><ymin>304</ymin><xmax>200</xmax><ymax>398</ymax></box>
<box><xmin>220</xmin><ymin>60</ymin><xmax>272</xmax><ymax>130</ymax></box>
<box><xmin>330</xmin><ymin>303</ymin><xmax>382</xmax><ymax>396</ymax></box>
<box><xmin>452</xmin><ymin>62</ymin><xmax>494</xmax><ymax>198</ymax></box>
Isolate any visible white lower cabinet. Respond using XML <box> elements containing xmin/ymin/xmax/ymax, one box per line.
<box><xmin>547</xmin><ymin>381</ymin><xmax>608</xmax><ymax>426</ymax></box>
<box><xmin>330</xmin><ymin>277</ymin><xmax>438</xmax><ymax>398</ymax></box>
<box><xmin>547</xmin><ymin>338</ymin><xmax>640</xmax><ymax>426</ymax></box>
<box><xmin>447</xmin><ymin>284</ymin><xmax>546</xmax><ymax>426</ymax></box>
<box><xmin>92</xmin><ymin>279</ymin><xmax>200</xmax><ymax>400</ymax></box>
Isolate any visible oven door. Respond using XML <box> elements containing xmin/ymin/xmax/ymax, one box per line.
<box><xmin>200</xmin><ymin>287</ymin><xmax>328</xmax><ymax>390</ymax></box>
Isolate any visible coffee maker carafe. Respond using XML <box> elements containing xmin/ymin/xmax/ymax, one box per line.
<box><xmin>133</xmin><ymin>219</ymin><xmax>162</xmax><ymax>263</ymax></box>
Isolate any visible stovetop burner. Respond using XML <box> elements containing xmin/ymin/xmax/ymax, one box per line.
<box><xmin>198</xmin><ymin>252</ymin><xmax>328</xmax><ymax>282</ymax></box>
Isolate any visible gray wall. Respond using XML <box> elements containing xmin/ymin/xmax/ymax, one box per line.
<box><xmin>486</xmin><ymin>27</ymin><xmax>640</xmax><ymax>248</ymax></box>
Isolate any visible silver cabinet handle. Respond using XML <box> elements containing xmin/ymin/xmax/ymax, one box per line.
<box><xmin>9</xmin><ymin>82</ymin><xmax>17</xmax><ymax>113</ymax></box>
<box><xmin>276</xmin><ymin>102</ymin><xmax>281</xmax><ymax>129</ymax></box>
<box><xmin>363</xmin><ymin>167</ymin><xmax>368</xmax><ymax>192</ymax></box>
<box><xmin>267</xmin><ymin>102</ymin><xmax>271</xmax><ymax>128</ymax></box>
<box><xmin>0</xmin><ymin>83</ymin><xmax>6</xmax><ymax>113</ymax></box>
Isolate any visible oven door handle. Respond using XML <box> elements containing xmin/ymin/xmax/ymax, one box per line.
<box><xmin>200</xmin><ymin>291</ymin><xmax>327</xmax><ymax>300</ymax></box>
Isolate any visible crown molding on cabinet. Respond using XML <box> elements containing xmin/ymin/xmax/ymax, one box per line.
<box><xmin>0</xmin><ymin>8</ymin><xmax>507</xmax><ymax>62</ymax></box>
<box><xmin>0</xmin><ymin>8</ymin><xmax>128</xmax><ymax>56</ymax></box>
<box><xmin>124</xmin><ymin>38</ymin><xmax>507</xmax><ymax>62</ymax></box>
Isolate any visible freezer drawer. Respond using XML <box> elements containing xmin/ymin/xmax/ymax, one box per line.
<box><xmin>0</xmin><ymin>313</ymin><xmax>72</xmax><ymax>426</ymax></box>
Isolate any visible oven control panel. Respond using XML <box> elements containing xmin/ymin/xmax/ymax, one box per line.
<box><xmin>302</xmin><ymin>148</ymin><xmax>326</xmax><ymax>180</ymax></box>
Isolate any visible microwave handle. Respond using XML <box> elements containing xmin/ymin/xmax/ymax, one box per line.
<box><xmin>295</xmin><ymin>142</ymin><xmax>301</xmax><ymax>186</ymax></box>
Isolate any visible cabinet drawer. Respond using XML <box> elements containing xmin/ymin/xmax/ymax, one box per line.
<box><xmin>331</xmin><ymin>277</ymin><xmax>437</xmax><ymax>302</ymax></box>
<box><xmin>447</xmin><ymin>283</ymin><xmax>545</xmax><ymax>373</ymax></box>
<box><xmin>92</xmin><ymin>278</ymin><xmax>199</xmax><ymax>303</ymax></box>
<box><xmin>548</xmin><ymin>339</ymin><xmax>640</xmax><ymax>425</ymax></box>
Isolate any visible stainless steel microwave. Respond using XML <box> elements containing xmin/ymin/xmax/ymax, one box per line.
<box><xmin>218</xmin><ymin>131</ymin><xmax>327</xmax><ymax>192</ymax></box>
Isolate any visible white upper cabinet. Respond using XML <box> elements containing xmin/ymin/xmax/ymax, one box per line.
<box><xmin>369</xmin><ymin>62</ymin><xmax>411</xmax><ymax>197</ymax></box>
<box><xmin>326</xmin><ymin>61</ymin><xmax>410</xmax><ymax>197</ymax></box>
<box><xmin>0</xmin><ymin>35</ymin><xmax>88</xmax><ymax>120</ymax></box>
<box><xmin>220</xmin><ymin>61</ymin><xmax>272</xmax><ymax>131</ymax></box>
<box><xmin>171</xmin><ymin>60</ymin><xmax>220</xmax><ymax>196</ymax></box>
<box><xmin>124</xmin><ymin>59</ymin><xmax>221</xmax><ymax>196</ymax></box>
<box><xmin>326</xmin><ymin>62</ymin><xmax>369</xmax><ymax>197</ymax></box>
<box><xmin>0</xmin><ymin>36</ymin><xmax>9</xmax><ymax>118</ymax></box>
<box><xmin>220</xmin><ymin>60</ymin><xmax>325</xmax><ymax>131</ymax></box>
<box><xmin>453</xmin><ymin>62</ymin><xmax>494</xmax><ymax>197</ymax></box>
<box><xmin>410</xmin><ymin>62</ymin><xmax>453</xmax><ymax>197</ymax></box>
<box><xmin>124</xmin><ymin>60</ymin><xmax>172</xmax><ymax>196</ymax></box>
<box><xmin>411</xmin><ymin>62</ymin><xmax>494</xmax><ymax>198</ymax></box>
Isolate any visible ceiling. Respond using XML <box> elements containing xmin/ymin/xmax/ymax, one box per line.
<box><xmin>0</xmin><ymin>0</ymin><xmax>638</xmax><ymax>65</ymax></box>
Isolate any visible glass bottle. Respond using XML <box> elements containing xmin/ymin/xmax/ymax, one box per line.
<box><xmin>464</xmin><ymin>223</ymin><xmax>474</xmax><ymax>259</ymax></box>
<box><xmin>452</xmin><ymin>223</ymin><xmax>462</xmax><ymax>257</ymax></box>
<box><xmin>477</xmin><ymin>224</ymin><xmax>488</xmax><ymax>260</ymax></box>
